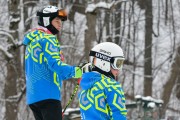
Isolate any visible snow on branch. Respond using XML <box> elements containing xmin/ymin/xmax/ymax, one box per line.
<box><xmin>23</xmin><ymin>0</ymin><xmax>39</xmax><ymax>6</ymax></box>
<box><xmin>0</xmin><ymin>45</ymin><xmax>13</xmax><ymax>59</ymax></box>
<box><xmin>0</xmin><ymin>31</ymin><xmax>16</xmax><ymax>45</ymax></box>
<box><xmin>86</xmin><ymin>1</ymin><xmax>114</xmax><ymax>13</ymax></box>
<box><xmin>113</xmin><ymin>0</ymin><xmax>129</xmax><ymax>5</ymax></box>
<box><xmin>10</xmin><ymin>16</ymin><xmax>20</xmax><ymax>23</ymax></box>
<box><xmin>0</xmin><ymin>85</ymin><xmax>26</xmax><ymax>103</ymax></box>
<box><xmin>25</xmin><ymin>16</ymin><xmax>37</xmax><ymax>25</ymax></box>
<box><xmin>0</xmin><ymin>30</ymin><xmax>23</xmax><ymax>48</ymax></box>
<box><xmin>86</xmin><ymin>0</ymin><xmax>128</xmax><ymax>13</ymax></box>
<box><xmin>135</xmin><ymin>95</ymin><xmax>163</xmax><ymax>108</ymax></box>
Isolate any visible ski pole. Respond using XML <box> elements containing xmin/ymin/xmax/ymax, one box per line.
<box><xmin>62</xmin><ymin>78</ymin><xmax>81</xmax><ymax>117</ymax></box>
<box><xmin>62</xmin><ymin>62</ymin><xmax>91</xmax><ymax>117</ymax></box>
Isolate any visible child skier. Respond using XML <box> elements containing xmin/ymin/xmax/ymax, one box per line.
<box><xmin>79</xmin><ymin>42</ymin><xmax>127</xmax><ymax>120</ymax></box>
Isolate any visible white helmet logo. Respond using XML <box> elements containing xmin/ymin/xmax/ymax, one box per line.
<box><xmin>95</xmin><ymin>52</ymin><xmax>111</xmax><ymax>62</ymax></box>
<box><xmin>43</xmin><ymin>17</ymin><xmax>50</xmax><ymax>26</ymax></box>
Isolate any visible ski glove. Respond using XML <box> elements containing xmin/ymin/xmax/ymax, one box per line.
<box><xmin>74</xmin><ymin>62</ymin><xmax>92</xmax><ymax>78</ymax></box>
<box><xmin>74</xmin><ymin>67</ymin><xmax>82</xmax><ymax>78</ymax></box>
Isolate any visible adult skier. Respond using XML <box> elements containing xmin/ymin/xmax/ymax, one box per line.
<box><xmin>79</xmin><ymin>42</ymin><xmax>127</xmax><ymax>120</ymax></box>
<box><xmin>23</xmin><ymin>5</ymin><xmax>82</xmax><ymax>120</ymax></box>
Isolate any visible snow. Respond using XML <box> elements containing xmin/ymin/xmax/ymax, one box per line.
<box><xmin>0</xmin><ymin>45</ymin><xmax>13</xmax><ymax>58</ymax></box>
<box><xmin>10</xmin><ymin>16</ymin><xmax>20</xmax><ymax>23</ymax></box>
<box><xmin>85</xmin><ymin>1</ymin><xmax>115</xmax><ymax>13</ymax></box>
<box><xmin>135</xmin><ymin>95</ymin><xmax>142</xmax><ymax>99</ymax></box>
<box><xmin>147</xmin><ymin>102</ymin><xmax>156</xmax><ymax>108</ymax></box>
<box><xmin>0</xmin><ymin>31</ymin><xmax>16</xmax><ymax>45</ymax></box>
<box><xmin>86</xmin><ymin>3</ymin><xmax>96</xmax><ymax>13</ymax></box>
<box><xmin>135</xmin><ymin>95</ymin><xmax>163</xmax><ymax>104</ymax></box>
<box><xmin>85</xmin><ymin>0</ymin><xmax>130</xmax><ymax>13</ymax></box>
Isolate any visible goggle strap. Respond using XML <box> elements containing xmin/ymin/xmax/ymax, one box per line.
<box><xmin>90</xmin><ymin>51</ymin><xmax>125</xmax><ymax>65</ymax></box>
<box><xmin>89</xmin><ymin>51</ymin><xmax>112</xmax><ymax>62</ymax></box>
<box><xmin>37</xmin><ymin>11</ymin><xmax>57</xmax><ymax>17</ymax></box>
<box><xmin>37</xmin><ymin>11</ymin><xmax>67</xmax><ymax>21</ymax></box>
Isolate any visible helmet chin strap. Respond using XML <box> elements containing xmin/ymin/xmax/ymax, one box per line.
<box><xmin>46</xmin><ymin>24</ymin><xmax>59</xmax><ymax>35</ymax></box>
<box><xmin>92</xmin><ymin>66</ymin><xmax>115</xmax><ymax>80</ymax></box>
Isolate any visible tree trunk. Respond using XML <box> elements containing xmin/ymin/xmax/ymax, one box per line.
<box><xmin>61</xmin><ymin>1</ymin><xmax>96</xmax><ymax>108</ymax></box>
<box><xmin>144</xmin><ymin>0</ymin><xmax>153</xmax><ymax>96</ymax></box>
<box><xmin>161</xmin><ymin>45</ymin><xmax>180</xmax><ymax>117</ymax></box>
<box><xmin>5</xmin><ymin>0</ymin><xmax>20</xmax><ymax>119</ymax></box>
<box><xmin>84</xmin><ymin>13</ymin><xmax>96</xmax><ymax>60</ymax></box>
<box><xmin>49</xmin><ymin>0</ymin><xmax>59</xmax><ymax>6</ymax></box>
<box><xmin>69</xmin><ymin>0</ymin><xmax>95</xmax><ymax>61</ymax></box>
<box><xmin>120</xmin><ymin>2</ymin><xmax>127</xmax><ymax>45</ymax></box>
<box><xmin>16</xmin><ymin>0</ymin><xmax>39</xmax><ymax>119</ymax></box>
<box><xmin>165</xmin><ymin>0</ymin><xmax>168</xmax><ymax>25</ymax></box>
<box><xmin>105</xmin><ymin>11</ymin><xmax>112</xmax><ymax>42</ymax></box>
<box><xmin>114</xmin><ymin>2</ymin><xmax>122</xmax><ymax>45</ymax></box>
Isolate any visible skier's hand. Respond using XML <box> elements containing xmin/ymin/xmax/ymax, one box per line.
<box><xmin>74</xmin><ymin>67</ymin><xmax>82</xmax><ymax>78</ymax></box>
<box><xmin>79</xmin><ymin>62</ymin><xmax>92</xmax><ymax>73</ymax></box>
<box><xmin>73</xmin><ymin>62</ymin><xmax>92</xmax><ymax>79</ymax></box>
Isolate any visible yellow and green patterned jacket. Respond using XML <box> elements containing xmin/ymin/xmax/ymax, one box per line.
<box><xmin>79</xmin><ymin>72</ymin><xmax>127</xmax><ymax>120</ymax></box>
<box><xmin>23</xmin><ymin>28</ymin><xmax>77</xmax><ymax>104</ymax></box>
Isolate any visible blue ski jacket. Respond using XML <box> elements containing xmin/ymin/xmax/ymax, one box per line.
<box><xmin>23</xmin><ymin>29</ymin><xmax>77</xmax><ymax>104</ymax></box>
<box><xmin>79</xmin><ymin>72</ymin><xmax>127</xmax><ymax>120</ymax></box>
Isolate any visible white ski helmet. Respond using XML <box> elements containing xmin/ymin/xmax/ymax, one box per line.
<box><xmin>89</xmin><ymin>42</ymin><xmax>125</xmax><ymax>72</ymax></box>
<box><xmin>37</xmin><ymin>5</ymin><xmax>67</xmax><ymax>27</ymax></box>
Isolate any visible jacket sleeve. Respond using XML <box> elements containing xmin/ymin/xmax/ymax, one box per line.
<box><xmin>40</xmin><ymin>36</ymin><xmax>76</xmax><ymax>80</ymax></box>
<box><xmin>105</xmin><ymin>82</ymin><xmax>127</xmax><ymax>120</ymax></box>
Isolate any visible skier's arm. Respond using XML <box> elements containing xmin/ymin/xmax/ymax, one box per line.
<box><xmin>41</xmin><ymin>36</ymin><xmax>82</xmax><ymax>80</ymax></box>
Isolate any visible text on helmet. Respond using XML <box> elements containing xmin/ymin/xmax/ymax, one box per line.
<box><xmin>95</xmin><ymin>52</ymin><xmax>111</xmax><ymax>62</ymax></box>
<box><xmin>100</xmin><ymin>49</ymin><xmax>111</xmax><ymax>55</ymax></box>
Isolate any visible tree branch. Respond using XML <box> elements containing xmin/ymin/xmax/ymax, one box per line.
<box><xmin>0</xmin><ymin>45</ymin><xmax>13</xmax><ymax>59</ymax></box>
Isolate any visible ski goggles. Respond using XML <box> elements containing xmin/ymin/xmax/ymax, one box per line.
<box><xmin>57</xmin><ymin>9</ymin><xmax>67</xmax><ymax>21</ymax></box>
<box><xmin>90</xmin><ymin>51</ymin><xmax>124</xmax><ymax>70</ymax></box>
<box><xmin>111</xmin><ymin>57</ymin><xmax>124</xmax><ymax>70</ymax></box>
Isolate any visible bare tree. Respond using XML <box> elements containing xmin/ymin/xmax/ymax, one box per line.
<box><xmin>161</xmin><ymin>45</ymin><xmax>180</xmax><ymax>117</ymax></box>
<box><xmin>17</xmin><ymin>0</ymin><xmax>40</xmax><ymax>119</ymax></box>
<box><xmin>165</xmin><ymin>0</ymin><xmax>168</xmax><ymax>25</ymax></box>
<box><xmin>49</xmin><ymin>0</ymin><xmax>59</xmax><ymax>6</ymax></box>
<box><xmin>144</xmin><ymin>0</ymin><xmax>153</xmax><ymax>96</ymax></box>
<box><xmin>84</xmin><ymin>12</ymin><xmax>96</xmax><ymax>60</ymax></box>
<box><xmin>105</xmin><ymin>9</ymin><xmax>112</xmax><ymax>42</ymax></box>
<box><xmin>114</xmin><ymin>2</ymin><xmax>122</xmax><ymax>45</ymax></box>
<box><xmin>4</xmin><ymin>0</ymin><xmax>21</xmax><ymax>119</ymax></box>
<box><xmin>61</xmin><ymin>0</ymin><xmax>86</xmax><ymax>108</ymax></box>
<box><xmin>69</xmin><ymin>0</ymin><xmax>95</xmax><ymax>61</ymax></box>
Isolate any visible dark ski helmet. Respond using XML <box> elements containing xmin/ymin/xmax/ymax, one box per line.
<box><xmin>36</xmin><ymin>5</ymin><xmax>67</xmax><ymax>34</ymax></box>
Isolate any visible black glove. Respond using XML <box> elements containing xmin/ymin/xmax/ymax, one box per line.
<box><xmin>78</xmin><ymin>61</ymin><xmax>92</xmax><ymax>73</ymax></box>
